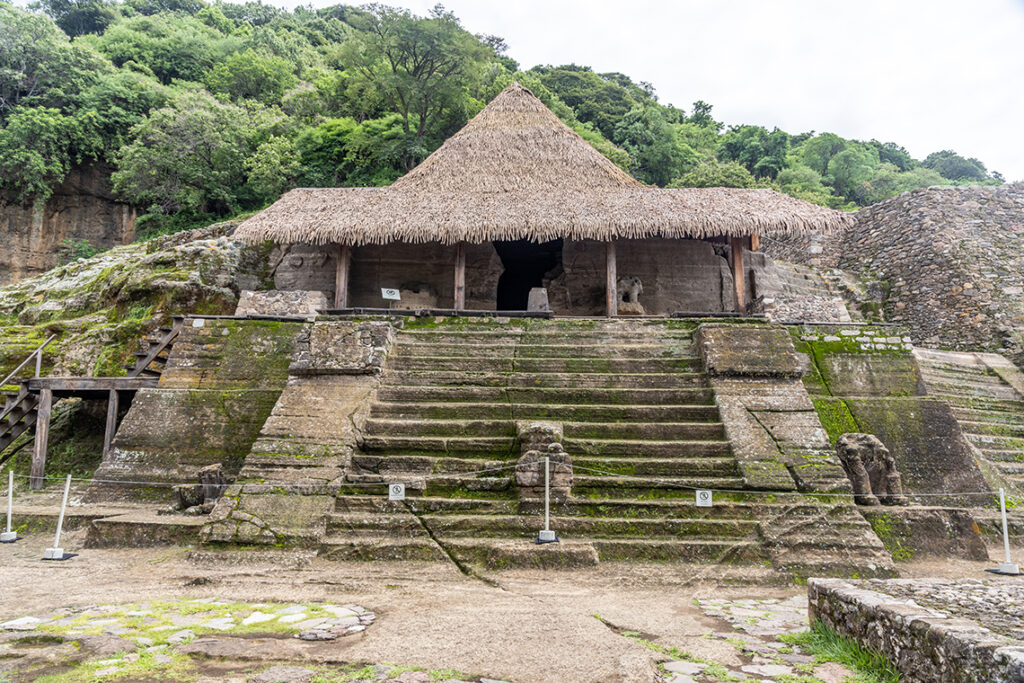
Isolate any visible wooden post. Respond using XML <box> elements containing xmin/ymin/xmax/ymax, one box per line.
<box><xmin>730</xmin><ymin>236</ymin><xmax>745</xmax><ymax>312</ymax></box>
<box><xmin>333</xmin><ymin>244</ymin><xmax>350</xmax><ymax>309</ymax></box>
<box><xmin>103</xmin><ymin>389</ymin><xmax>119</xmax><ymax>459</ymax></box>
<box><xmin>605</xmin><ymin>240</ymin><xmax>618</xmax><ymax>317</ymax></box>
<box><xmin>750</xmin><ymin>232</ymin><xmax>761</xmax><ymax>252</ymax></box>
<box><xmin>454</xmin><ymin>242</ymin><xmax>466</xmax><ymax>310</ymax></box>
<box><xmin>30</xmin><ymin>388</ymin><xmax>52</xmax><ymax>490</ymax></box>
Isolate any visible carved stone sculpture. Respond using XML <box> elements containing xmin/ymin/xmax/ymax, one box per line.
<box><xmin>617</xmin><ymin>276</ymin><xmax>645</xmax><ymax>315</ymax></box>
<box><xmin>515</xmin><ymin>442</ymin><xmax>573</xmax><ymax>502</ymax></box>
<box><xmin>836</xmin><ymin>433</ymin><xmax>909</xmax><ymax>506</ymax></box>
<box><xmin>169</xmin><ymin>463</ymin><xmax>227</xmax><ymax>515</ymax></box>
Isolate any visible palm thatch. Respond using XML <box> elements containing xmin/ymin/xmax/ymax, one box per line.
<box><xmin>236</xmin><ymin>83</ymin><xmax>851</xmax><ymax>246</ymax></box>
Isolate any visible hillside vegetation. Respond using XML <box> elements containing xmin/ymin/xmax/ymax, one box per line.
<box><xmin>0</xmin><ymin>0</ymin><xmax>1005</xmax><ymax>240</ymax></box>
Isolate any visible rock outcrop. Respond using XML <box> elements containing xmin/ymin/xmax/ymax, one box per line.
<box><xmin>0</xmin><ymin>164</ymin><xmax>135</xmax><ymax>286</ymax></box>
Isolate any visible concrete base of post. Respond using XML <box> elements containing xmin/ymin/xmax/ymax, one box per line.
<box><xmin>996</xmin><ymin>562</ymin><xmax>1020</xmax><ymax>575</ymax></box>
<box><xmin>0</xmin><ymin>531</ymin><xmax>16</xmax><ymax>543</ymax></box>
<box><xmin>42</xmin><ymin>547</ymin><xmax>65</xmax><ymax>560</ymax></box>
<box><xmin>536</xmin><ymin>529</ymin><xmax>559</xmax><ymax>544</ymax></box>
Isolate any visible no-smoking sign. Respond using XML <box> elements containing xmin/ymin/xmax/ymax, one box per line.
<box><xmin>388</xmin><ymin>483</ymin><xmax>406</xmax><ymax>501</ymax></box>
<box><xmin>695</xmin><ymin>489</ymin><xmax>713</xmax><ymax>507</ymax></box>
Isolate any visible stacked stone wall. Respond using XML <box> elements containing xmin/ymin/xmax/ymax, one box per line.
<box><xmin>766</xmin><ymin>184</ymin><xmax>1024</xmax><ymax>367</ymax></box>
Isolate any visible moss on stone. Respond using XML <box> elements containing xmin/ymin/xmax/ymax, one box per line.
<box><xmin>811</xmin><ymin>398</ymin><xmax>861</xmax><ymax>446</ymax></box>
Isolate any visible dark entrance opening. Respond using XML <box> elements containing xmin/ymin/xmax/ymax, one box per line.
<box><xmin>493</xmin><ymin>239</ymin><xmax>563</xmax><ymax>311</ymax></box>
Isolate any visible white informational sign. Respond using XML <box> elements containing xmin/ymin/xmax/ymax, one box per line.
<box><xmin>381</xmin><ymin>288</ymin><xmax>401</xmax><ymax>300</ymax></box>
<box><xmin>388</xmin><ymin>483</ymin><xmax>406</xmax><ymax>501</ymax></box>
<box><xmin>695</xmin><ymin>489</ymin><xmax>713</xmax><ymax>508</ymax></box>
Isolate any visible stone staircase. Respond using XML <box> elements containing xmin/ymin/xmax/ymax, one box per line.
<box><xmin>320</xmin><ymin>318</ymin><xmax>882</xmax><ymax>571</ymax></box>
<box><xmin>915</xmin><ymin>348</ymin><xmax>1024</xmax><ymax>493</ymax></box>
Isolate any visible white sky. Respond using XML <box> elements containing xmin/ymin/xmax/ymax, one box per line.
<box><xmin>299</xmin><ymin>0</ymin><xmax>1024</xmax><ymax>181</ymax></box>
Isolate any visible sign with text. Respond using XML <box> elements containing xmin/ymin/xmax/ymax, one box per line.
<box><xmin>381</xmin><ymin>288</ymin><xmax>401</xmax><ymax>300</ymax></box>
<box><xmin>695</xmin><ymin>489</ymin><xmax>713</xmax><ymax>507</ymax></box>
<box><xmin>388</xmin><ymin>483</ymin><xmax>406</xmax><ymax>501</ymax></box>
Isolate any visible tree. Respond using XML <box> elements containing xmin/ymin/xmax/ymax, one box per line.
<box><xmin>827</xmin><ymin>145</ymin><xmax>876</xmax><ymax>204</ymax></box>
<box><xmin>0</xmin><ymin>107</ymin><xmax>90</xmax><ymax>201</ymax></box>
<box><xmin>245</xmin><ymin>135</ymin><xmax>300</xmax><ymax>199</ymax></box>
<box><xmin>79</xmin><ymin>69</ymin><xmax>167</xmax><ymax>152</ymax></box>
<box><xmin>37</xmin><ymin>0</ymin><xmax>118</xmax><ymax>37</ymax></box>
<box><xmin>337</xmin><ymin>4</ymin><xmax>493</xmax><ymax>170</ymax></box>
<box><xmin>205</xmin><ymin>49</ymin><xmax>296</xmax><ymax>104</ymax></box>
<box><xmin>923</xmin><ymin>150</ymin><xmax>989</xmax><ymax>181</ymax></box>
<box><xmin>0</xmin><ymin>5</ymin><xmax>111</xmax><ymax>118</ymax></box>
<box><xmin>530</xmin><ymin>65</ymin><xmax>639</xmax><ymax>140</ymax></box>
<box><xmin>668</xmin><ymin>159</ymin><xmax>757</xmax><ymax>188</ymax></box>
<box><xmin>112</xmin><ymin>90</ymin><xmax>255</xmax><ymax>214</ymax></box>
<box><xmin>797</xmin><ymin>132</ymin><xmax>847</xmax><ymax>175</ymax></box>
<box><xmin>718</xmin><ymin>125</ymin><xmax>789</xmax><ymax>179</ymax></box>
<box><xmin>613</xmin><ymin>105</ymin><xmax>690</xmax><ymax>186</ymax></box>
<box><xmin>688</xmin><ymin>100</ymin><xmax>720</xmax><ymax>130</ymax></box>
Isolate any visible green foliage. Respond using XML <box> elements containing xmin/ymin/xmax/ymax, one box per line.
<box><xmin>668</xmin><ymin>159</ymin><xmax>757</xmax><ymax>188</ymax></box>
<box><xmin>57</xmin><ymin>237</ymin><xmax>101</xmax><ymax>264</ymax></box>
<box><xmin>781</xmin><ymin>622</ymin><xmax>901</xmax><ymax>683</ymax></box>
<box><xmin>0</xmin><ymin>0</ymin><xmax>1005</xmax><ymax>229</ymax></box>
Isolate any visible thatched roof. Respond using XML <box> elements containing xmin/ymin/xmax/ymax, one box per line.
<box><xmin>237</xmin><ymin>83</ymin><xmax>851</xmax><ymax>246</ymax></box>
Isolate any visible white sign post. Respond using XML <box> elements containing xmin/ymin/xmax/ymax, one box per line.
<box><xmin>42</xmin><ymin>474</ymin><xmax>72</xmax><ymax>560</ymax></box>
<box><xmin>388</xmin><ymin>483</ymin><xmax>406</xmax><ymax>501</ymax></box>
<box><xmin>1</xmin><ymin>470</ymin><xmax>16</xmax><ymax>543</ymax></box>
<box><xmin>695</xmin><ymin>489</ymin><xmax>713</xmax><ymax>508</ymax></box>
<box><xmin>536</xmin><ymin>456</ymin><xmax>558</xmax><ymax>544</ymax></box>
<box><xmin>997</xmin><ymin>488</ymin><xmax>1020</xmax><ymax>575</ymax></box>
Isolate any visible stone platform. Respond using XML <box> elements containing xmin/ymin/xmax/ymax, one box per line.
<box><xmin>808</xmin><ymin>578</ymin><xmax>1024</xmax><ymax>683</ymax></box>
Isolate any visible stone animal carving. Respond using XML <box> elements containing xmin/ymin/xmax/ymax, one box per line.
<box><xmin>617</xmin><ymin>276</ymin><xmax>643</xmax><ymax>304</ymax></box>
<box><xmin>617</xmin><ymin>276</ymin><xmax>645</xmax><ymax>315</ymax></box>
<box><xmin>836</xmin><ymin>433</ymin><xmax>909</xmax><ymax>506</ymax></box>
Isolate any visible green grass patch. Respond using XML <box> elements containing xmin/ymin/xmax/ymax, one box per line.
<box><xmin>781</xmin><ymin>622</ymin><xmax>900</xmax><ymax>683</ymax></box>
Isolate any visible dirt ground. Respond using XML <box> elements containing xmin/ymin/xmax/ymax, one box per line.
<box><xmin>2</xmin><ymin>525</ymin><xmax>1020</xmax><ymax>683</ymax></box>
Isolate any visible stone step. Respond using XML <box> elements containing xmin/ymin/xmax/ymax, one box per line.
<box><xmin>993</xmin><ymin>462</ymin><xmax>1024</xmax><ymax>475</ymax></box>
<box><xmin>937</xmin><ymin>395</ymin><xmax>1024</xmax><ymax>413</ymax></box>
<box><xmin>393</xmin><ymin>342</ymin><xmax>693</xmax><ymax>358</ymax></box>
<box><xmin>362</xmin><ymin>418</ymin><xmax>727</xmax><ymax>441</ymax></box>
<box><xmin>917</xmin><ymin>361</ymin><xmax>994</xmax><ymax>378</ymax></box>
<box><xmin>561</xmin><ymin>438</ymin><xmax>732</xmax><ymax>458</ymax></box>
<box><xmin>398</xmin><ymin>328</ymin><xmax>694</xmax><ymax>342</ymax></box>
<box><xmin>590</xmin><ymin>538</ymin><xmax>767</xmax><ymax>563</ymax></box>
<box><xmin>558</xmin><ymin>497</ymin><xmax>815</xmax><ymax>519</ymax></box>
<box><xmin>351</xmin><ymin>454</ymin><xmax>511</xmax><ymax>474</ymax></box>
<box><xmin>360</xmin><ymin>435</ymin><xmax>517</xmax><ymax>456</ymax></box>
<box><xmin>369</xmin><ymin>402</ymin><xmax>721</xmax><ymax>423</ymax></box>
<box><xmin>384</xmin><ymin>371</ymin><xmax>709</xmax><ymax>389</ymax></box>
<box><xmin>375</xmin><ymin>386</ymin><xmax>716</xmax><ymax>406</ymax></box>
<box><xmin>973</xmin><ymin>449</ymin><xmax>1024</xmax><ymax>463</ymax></box>
<box><xmin>950</xmin><ymin>407</ymin><xmax>1024</xmax><ymax>426</ymax></box>
<box><xmin>964</xmin><ymin>434</ymin><xmax>1024</xmax><ymax>451</ymax></box>
<box><xmin>326</xmin><ymin>512</ymin><xmax>759</xmax><ymax>540</ymax></box>
<box><xmin>318</xmin><ymin>537</ymin><xmax>447</xmax><ymax>562</ymax></box>
<box><xmin>958</xmin><ymin>420</ymin><xmax>1024</xmax><ymax>438</ymax></box>
<box><xmin>923</xmin><ymin>379</ymin><xmax>1021</xmax><ymax>401</ymax></box>
<box><xmin>334</xmin><ymin>495</ymin><xmax>517</xmax><ymax>515</ymax></box>
<box><xmin>573</xmin><ymin>456</ymin><xmax>741</xmax><ymax>477</ymax></box>
<box><xmin>387</xmin><ymin>356</ymin><xmax>701</xmax><ymax>374</ymax></box>
<box><xmin>571</xmin><ymin>475</ymin><xmax>748</xmax><ymax>498</ymax></box>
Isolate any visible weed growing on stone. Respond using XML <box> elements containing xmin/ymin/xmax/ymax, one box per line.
<box><xmin>781</xmin><ymin>622</ymin><xmax>899</xmax><ymax>683</ymax></box>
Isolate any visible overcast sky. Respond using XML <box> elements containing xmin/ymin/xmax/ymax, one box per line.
<box><xmin>297</xmin><ymin>0</ymin><xmax>1024</xmax><ymax>181</ymax></box>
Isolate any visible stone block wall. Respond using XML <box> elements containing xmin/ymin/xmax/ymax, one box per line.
<box><xmin>808</xmin><ymin>578</ymin><xmax>1024</xmax><ymax>683</ymax></box>
<box><xmin>792</xmin><ymin>324</ymin><xmax>991</xmax><ymax>506</ymax></box>
<box><xmin>87</xmin><ymin>319</ymin><xmax>303</xmax><ymax>500</ymax></box>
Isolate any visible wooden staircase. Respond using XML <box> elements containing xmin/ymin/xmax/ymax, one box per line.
<box><xmin>0</xmin><ymin>318</ymin><xmax>184</xmax><ymax>476</ymax></box>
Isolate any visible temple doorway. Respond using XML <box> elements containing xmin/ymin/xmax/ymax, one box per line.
<box><xmin>493</xmin><ymin>239</ymin><xmax>563</xmax><ymax>310</ymax></box>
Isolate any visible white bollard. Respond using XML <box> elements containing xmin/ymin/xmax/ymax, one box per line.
<box><xmin>536</xmin><ymin>456</ymin><xmax>558</xmax><ymax>544</ymax></box>
<box><xmin>42</xmin><ymin>474</ymin><xmax>72</xmax><ymax>560</ymax></box>
<box><xmin>997</xmin><ymin>488</ymin><xmax>1020</xmax><ymax>575</ymax></box>
<box><xmin>1</xmin><ymin>470</ymin><xmax>16</xmax><ymax>542</ymax></box>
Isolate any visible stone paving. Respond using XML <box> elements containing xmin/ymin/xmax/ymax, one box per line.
<box><xmin>0</xmin><ymin>594</ymin><xmax>865</xmax><ymax>682</ymax></box>
<box><xmin>650</xmin><ymin>596</ymin><xmax>856</xmax><ymax>683</ymax></box>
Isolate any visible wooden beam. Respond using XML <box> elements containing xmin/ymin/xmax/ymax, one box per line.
<box><xmin>103</xmin><ymin>389</ymin><xmax>119</xmax><ymax>459</ymax></box>
<box><xmin>30</xmin><ymin>388</ymin><xmax>52</xmax><ymax>490</ymax></box>
<box><xmin>730</xmin><ymin>236</ymin><xmax>745</xmax><ymax>312</ymax></box>
<box><xmin>605</xmin><ymin>240</ymin><xmax>618</xmax><ymax>317</ymax></box>
<box><xmin>750</xmin><ymin>233</ymin><xmax>761</xmax><ymax>252</ymax></box>
<box><xmin>333</xmin><ymin>244</ymin><xmax>350</xmax><ymax>309</ymax></box>
<box><xmin>454</xmin><ymin>242</ymin><xmax>466</xmax><ymax>310</ymax></box>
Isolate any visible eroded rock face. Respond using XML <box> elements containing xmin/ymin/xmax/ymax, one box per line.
<box><xmin>835</xmin><ymin>433</ymin><xmax>909</xmax><ymax>506</ymax></box>
<box><xmin>289</xmin><ymin>321</ymin><xmax>395</xmax><ymax>376</ymax></box>
<box><xmin>0</xmin><ymin>164</ymin><xmax>136</xmax><ymax>286</ymax></box>
<box><xmin>516</xmin><ymin>443</ymin><xmax>573</xmax><ymax>502</ymax></box>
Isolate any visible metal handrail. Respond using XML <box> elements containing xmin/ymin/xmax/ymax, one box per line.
<box><xmin>0</xmin><ymin>334</ymin><xmax>58</xmax><ymax>388</ymax></box>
